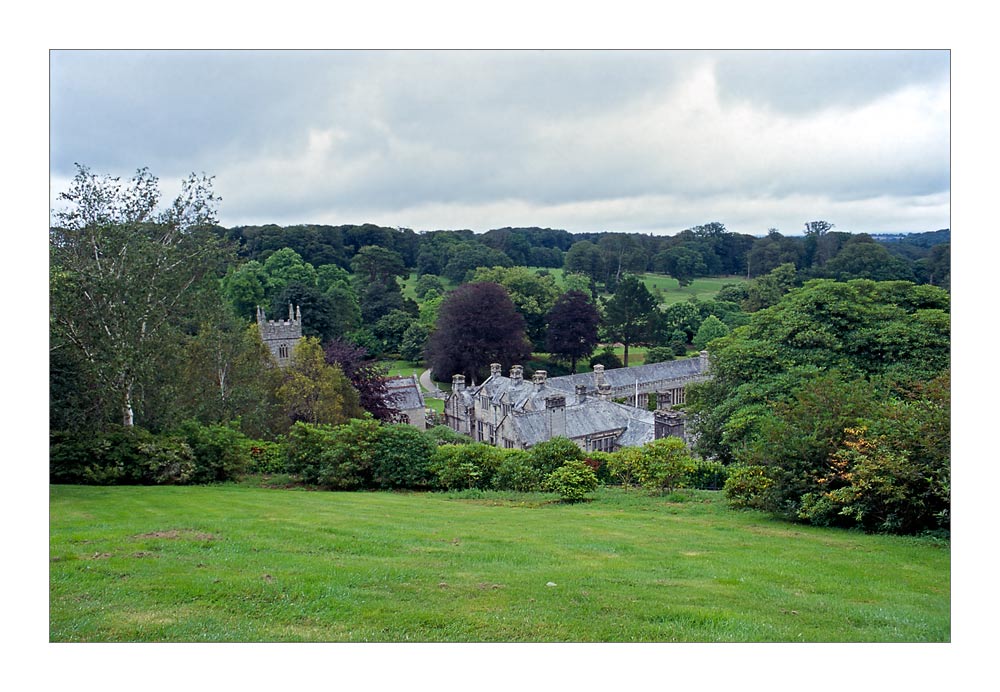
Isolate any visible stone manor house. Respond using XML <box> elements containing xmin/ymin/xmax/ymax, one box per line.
<box><xmin>444</xmin><ymin>353</ymin><xmax>710</xmax><ymax>452</ymax></box>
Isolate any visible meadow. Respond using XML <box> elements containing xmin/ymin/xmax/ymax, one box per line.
<box><xmin>50</xmin><ymin>484</ymin><xmax>949</xmax><ymax>643</ymax></box>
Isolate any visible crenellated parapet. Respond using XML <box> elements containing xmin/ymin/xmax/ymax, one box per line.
<box><xmin>256</xmin><ymin>304</ymin><xmax>303</xmax><ymax>366</ymax></box>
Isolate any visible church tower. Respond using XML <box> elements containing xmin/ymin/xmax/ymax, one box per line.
<box><xmin>256</xmin><ymin>304</ymin><xmax>303</xmax><ymax>367</ymax></box>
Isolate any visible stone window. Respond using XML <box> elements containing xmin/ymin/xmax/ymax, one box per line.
<box><xmin>588</xmin><ymin>435</ymin><xmax>616</xmax><ymax>452</ymax></box>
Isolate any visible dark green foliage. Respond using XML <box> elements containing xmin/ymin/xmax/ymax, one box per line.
<box><xmin>431</xmin><ymin>443</ymin><xmax>505</xmax><ymax>490</ymax></box>
<box><xmin>426</xmin><ymin>282</ymin><xmax>532</xmax><ymax>383</ymax></box>
<box><xmin>583</xmin><ymin>451</ymin><xmax>614</xmax><ymax>484</ymax></box>
<box><xmin>176</xmin><ymin>420</ymin><xmax>253</xmax><ymax>483</ymax></box>
<box><xmin>682</xmin><ymin>459</ymin><xmax>729</xmax><ymax>490</ymax></box>
<box><xmin>546</xmin><ymin>290</ymin><xmax>600</xmax><ymax>372</ymax></box>
<box><xmin>371</xmin><ymin>424</ymin><xmax>438</xmax><ymax>489</ymax></box>
<box><xmin>529</xmin><ymin>436</ymin><xmax>584</xmax><ymax>476</ymax></box>
<box><xmin>688</xmin><ymin>278</ymin><xmax>949</xmax><ymax>534</ymax></box>
<box><xmin>246</xmin><ymin>439</ymin><xmax>285</xmax><ymax>474</ymax></box>
<box><xmin>50</xmin><ymin>427</ymin><xmax>196</xmax><ymax>486</ymax></box>
<box><xmin>589</xmin><ymin>348</ymin><xmax>623</xmax><ymax>370</ymax></box>
<box><xmin>643</xmin><ymin>346</ymin><xmax>675</xmax><ymax>365</ymax></box>
<box><xmin>492</xmin><ymin>450</ymin><xmax>543</xmax><ymax>492</ymax></box>
<box><xmin>602</xmin><ymin>274</ymin><xmax>658</xmax><ymax>366</ymax></box>
<box><xmin>544</xmin><ymin>460</ymin><xmax>599</xmax><ymax>501</ymax></box>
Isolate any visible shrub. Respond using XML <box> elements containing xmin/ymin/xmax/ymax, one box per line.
<box><xmin>247</xmin><ymin>439</ymin><xmax>286</xmax><ymax>474</ymax></box>
<box><xmin>529</xmin><ymin>437</ymin><xmax>584</xmax><ymax>476</ymax></box>
<box><xmin>682</xmin><ymin>459</ymin><xmax>729</xmax><ymax>490</ymax></box>
<box><xmin>318</xmin><ymin>418</ymin><xmax>381</xmax><ymax>489</ymax></box>
<box><xmin>431</xmin><ymin>443</ymin><xmax>504</xmax><ymax>490</ymax></box>
<box><xmin>607</xmin><ymin>447</ymin><xmax>645</xmax><ymax>488</ymax></box>
<box><xmin>492</xmin><ymin>449</ymin><xmax>542</xmax><ymax>492</ymax></box>
<box><xmin>425</xmin><ymin>424</ymin><xmax>474</xmax><ymax>446</ymax></box>
<box><xmin>644</xmin><ymin>346</ymin><xmax>675</xmax><ymax>365</ymax></box>
<box><xmin>590</xmin><ymin>348</ymin><xmax>623</xmax><ymax>370</ymax></box>
<box><xmin>283</xmin><ymin>422</ymin><xmax>338</xmax><ymax>485</ymax></box>
<box><xmin>50</xmin><ymin>427</ymin><xmax>196</xmax><ymax>485</ymax></box>
<box><xmin>723</xmin><ymin>465</ymin><xmax>773</xmax><ymax>509</ymax></box>
<box><xmin>637</xmin><ymin>437</ymin><xmax>696</xmax><ymax>493</ymax></box>
<box><xmin>583</xmin><ymin>451</ymin><xmax>614</xmax><ymax>484</ymax></box>
<box><xmin>544</xmin><ymin>460</ymin><xmax>599</xmax><ymax>501</ymax></box>
<box><xmin>176</xmin><ymin>420</ymin><xmax>253</xmax><ymax>483</ymax></box>
<box><xmin>371</xmin><ymin>424</ymin><xmax>437</xmax><ymax>489</ymax></box>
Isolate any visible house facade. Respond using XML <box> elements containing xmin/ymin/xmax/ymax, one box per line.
<box><xmin>444</xmin><ymin>353</ymin><xmax>710</xmax><ymax>451</ymax></box>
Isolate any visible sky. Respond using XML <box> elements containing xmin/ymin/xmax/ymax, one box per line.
<box><xmin>49</xmin><ymin>49</ymin><xmax>950</xmax><ymax>236</ymax></box>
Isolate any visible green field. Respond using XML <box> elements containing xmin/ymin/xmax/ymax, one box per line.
<box><xmin>50</xmin><ymin>484</ymin><xmax>949</xmax><ymax>642</ymax></box>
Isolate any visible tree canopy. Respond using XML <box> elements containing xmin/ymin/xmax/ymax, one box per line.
<box><xmin>425</xmin><ymin>282</ymin><xmax>532</xmax><ymax>383</ymax></box>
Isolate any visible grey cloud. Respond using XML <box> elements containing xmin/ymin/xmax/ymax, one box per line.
<box><xmin>50</xmin><ymin>50</ymin><xmax>949</xmax><ymax>234</ymax></box>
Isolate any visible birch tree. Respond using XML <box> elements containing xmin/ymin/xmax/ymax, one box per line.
<box><xmin>50</xmin><ymin>165</ymin><xmax>228</xmax><ymax>428</ymax></box>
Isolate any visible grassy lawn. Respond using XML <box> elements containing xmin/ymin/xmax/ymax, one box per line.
<box><xmin>641</xmin><ymin>274</ymin><xmax>747</xmax><ymax>305</ymax></box>
<box><xmin>50</xmin><ymin>484</ymin><xmax>949</xmax><ymax>643</ymax></box>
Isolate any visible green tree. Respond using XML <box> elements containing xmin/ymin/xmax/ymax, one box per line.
<box><xmin>222</xmin><ymin>260</ymin><xmax>268</xmax><ymax>321</ymax></box>
<box><xmin>469</xmin><ymin>266</ymin><xmax>561</xmax><ymax>347</ymax></box>
<box><xmin>276</xmin><ymin>337</ymin><xmax>363</xmax><ymax>426</ymax></box>
<box><xmin>177</xmin><ymin>319</ymin><xmax>283</xmax><ymax>437</ymax></box>
<box><xmin>50</xmin><ymin>165</ymin><xmax>228</xmax><ymax>428</ymax></box>
<box><xmin>602</xmin><ymin>274</ymin><xmax>657</xmax><ymax>367</ymax></box>
<box><xmin>692</xmin><ymin>315</ymin><xmax>730</xmax><ymax>350</ymax></box>
<box><xmin>654</xmin><ymin>244</ymin><xmax>708</xmax><ymax>287</ymax></box>
<box><xmin>400</xmin><ymin>322</ymin><xmax>431</xmax><ymax>364</ymax></box>
<box><xmin>263</xmin><ymin>248</ymin><xmax>318</xmax><ymax>297</ymax></box>
<box><xmin>564</xmin><ymin>241</ymin><xmax>606</xmax><ymax>292</ymax></box>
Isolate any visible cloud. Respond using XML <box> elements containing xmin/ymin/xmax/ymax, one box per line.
<box><xmin>50</xmin><ymin>50</ymin><xmax>950</xmax><ymax>234</ymax></box>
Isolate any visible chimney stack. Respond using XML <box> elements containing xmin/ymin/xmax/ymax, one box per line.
<box><xmin>490</xmin><ymin>363</ymin><xmax>502</xmax><ymax>378</ymax></box>
<box><xmin>452</xmin><ymin>374</ymin><xmax>466</xmax><ymax>391</ymax></box>
<box><xmin>510</xmin><ymin>365</ymin><xmax>524</xmax><ymax>385</ymax></box>
<box><xmin>545</xmin><ymin>394</ymin><xmax>567</xmax><ymax>439</ymax></box>
<box><xmin>575</xmin><ymin>384</ymin><xmax>587</xmax><ymax>402</ymax></box>
<box><xmin>699</xmin><ymin>350</ymin><xmax>710</xmax><ymax>371</ymax></box>
<box><xmin>532</xmin><ymin>370</ymin><xmax>548</xmax><ymax>390</ymax></box>
<box><xmin>654</xmin><ymin>409</ymin><xmax>686</xmax><ymax>441</ymax></box>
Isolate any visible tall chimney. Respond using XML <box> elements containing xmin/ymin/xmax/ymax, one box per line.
<box><xmin>510</xmin><ymin>365</ymin><xmax>524</xmax><ymax>385</ymax></box>
<box><xmin>490</xmin><ymin>363</ymin><xmax>502</xmax><ymax>378</ymax></box>
<box><xmin>654</xmin><ymin>409</ymin><xmax>686</xmax><ymax>441</ymax></box>
<box><xmin>699</xmin><ymin>350</ymin><xmax>710</xmax><ymax>371</ymax></box>
<box><xmin>575</xmin><ymin>384</ymin><xmax>587</xmax><ymax>402</ymax></box>
<box><xmin>532</xmin><ymin>370</ymin><xmax>548</xmax><ymax>391</ymax></box>
<box><xmin>452</xmin><ymin>374</ymin><xmax>466</xmax><ymax>391</ymax></box>
<box><xmin>546</xmin><ymin>394</ymin><xmax>567</xmax><ymax>439</ymax></box>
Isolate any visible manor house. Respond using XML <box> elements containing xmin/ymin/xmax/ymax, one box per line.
<box><xmin>444</xmin><ymin>353</ymin><xmax>710</xmax><ymax>452</ymax></box>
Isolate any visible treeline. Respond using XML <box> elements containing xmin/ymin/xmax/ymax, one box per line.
<box><xmin>220</xmin><ymin>220</ymin><xmax>951</xmax><ymax>291</ymax></box>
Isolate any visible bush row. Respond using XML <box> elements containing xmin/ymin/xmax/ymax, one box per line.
<box><xmin>51</xmin><ymin>421</ymin><xmax>728</xmax><ymax>500</ymax></box>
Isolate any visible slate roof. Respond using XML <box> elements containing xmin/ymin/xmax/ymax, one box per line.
<box><xmin>546</xmin><ymin>355</ymin><xmax>709</xmax><ymax>393</ymax></box>
<box><xmin>385</xmin><ymin>375</ymin><xmax>425</xmax><ymax>411</ymax></box>
<box><xmin>508</xmin><ymin>398</ymin><xmax>655</xmax><ymax>448</ymax></box>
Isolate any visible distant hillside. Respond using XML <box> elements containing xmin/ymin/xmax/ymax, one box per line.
<box><xmin>872</xmin><ymin>229</ymin><xmax>950</xmax><ymax>247</ymax></box>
